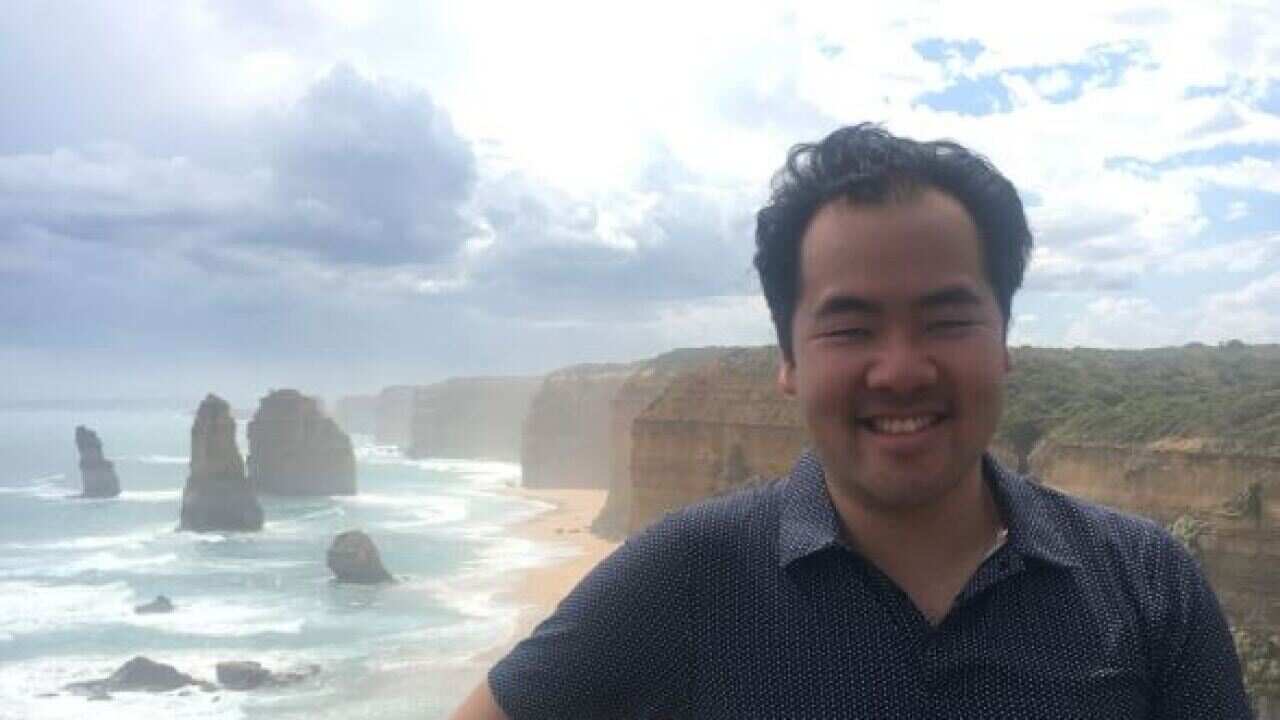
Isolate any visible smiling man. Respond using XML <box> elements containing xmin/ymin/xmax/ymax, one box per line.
<box><xmin>451</xmin><ymin>125</ymin><xmax>1251</xmax><ymax>719</ymax></box>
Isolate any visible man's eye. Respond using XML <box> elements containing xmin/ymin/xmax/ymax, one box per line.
<box><xmin>929</xmin><ymin>320</ymin><xmax>975</xmax><ymax>332</ymax></box>
<box><xmin>826</xmin><ymin>328</ymin><xmax>871</xmax><ymax>339</ymax></box>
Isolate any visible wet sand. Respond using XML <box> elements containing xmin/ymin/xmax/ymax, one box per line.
<box><xmin>476</xmin><ymin>487</ymin><xmax>620</xmax><ymax>663</ymax></box>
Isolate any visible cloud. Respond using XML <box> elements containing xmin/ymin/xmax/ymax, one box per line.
<box><xmin>1164</xmin><ymin>233</ymin><xmax>1280</xmax><ymax>274</ymax></box>
<box><xmin>2</xmin><ymin>0</ymin><xmax>1279</xmax><ymax>403</ymax></box>
<box><xmin>462</xmin><ymin>147</ymin><xmax>761</xmax><ymax>318</ymax></box>
<box><xmin>261</xmin><ymin>64</ymin><xmax>478</xmax><ymax>264</ymax></box>
<box><xmin>1196</xmin><ymin>272</ymin><xmax>1280</xmax><ymax>342</ymax></box>
<box><xmin>1062</xmin><ymin>296</ymin><xmax>1180</xmax><ymax>348</ymax></box>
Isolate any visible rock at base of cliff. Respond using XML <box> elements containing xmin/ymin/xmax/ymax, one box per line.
<box><xmin>134</xmin><ymin>595</ymin><xmax>174</xmax><ymax>614</ymax></box>
<box><xmin>74</xmin><ymin>425</ymin><xmax>121</xmax><ymax>498</ymax></box>
<box><xmin>326</xmin><ymin>530</ymin><xmax>394</xmax><ymax>583</ymax></box>
<box><xmin>216</xmin><ymin>661</ymin><xmax>319</xmax><ymax>690</ymax></box>
<box><xmin>64</xmin><ymin>656</ymin><xmax>215</xmax><ymax>698</ymax></box>
<box><xmin>178</xmin><ymin>394</ymin><xmax>264</xmax><ymax>533</ymax></box>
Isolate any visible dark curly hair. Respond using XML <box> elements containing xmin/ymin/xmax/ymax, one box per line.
<box><xmin>754</xmin><ymin>123</ymin><xmax>1033</xmax><ymax>362</ymax></box>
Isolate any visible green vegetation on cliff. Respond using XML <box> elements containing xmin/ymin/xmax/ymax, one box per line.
<box><xmin>997</xmin><ymin>344</ymin><xmax>1280</xmax><ymax>456</ymax></box>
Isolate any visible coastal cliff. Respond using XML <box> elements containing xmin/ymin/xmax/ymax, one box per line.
<box><xmin>179</xmin><ymin>394</ymin><xmax>263</xmax><ymax>532</ymax></box>
<box><xmin>592</xmin><ymin>348</ymin><xmax>733</xmax><ymax>538</ymax></box>
<box><xmin>522</xmin><ymin>363</ymin><xmax>637</xmax><ymax>489</ymax></box>
<box><xmin>1031</xmin><ymin>441</ymin><xmax>1280</xmax><ymax>632</ymax></box>
<box><xmin>627</xmin><ymin>347</ymin><xmax>808</xmax><ymax>533</ymax></box>
<box><xmin>375</xmin><ymin>386</ymin><xmax>418</xmax><ymax>448</ymax></box>
<box><xmin>74</xmin><ymin>425</ymin><xmax>121</xmax><ymax>498</ymax></box>
<box><xmin>334</xmin><ymin>394</ymin><xmax>378</xmax><ymax>437</ymax></box>
<box><xmin>407</xmin><ymin>376</ymin><xmax>541</xmax><ymax>461</ymax></box>
<box><xmin>588</xmin><ymin>343</ymin><xmax>1280</xmax><ymax>704</ymax></box>
<box><xmin>247</xmin><ymin>389</ymin><xmax>356</xmax><ymax>496</ymax></box>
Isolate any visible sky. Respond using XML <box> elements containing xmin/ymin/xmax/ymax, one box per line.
<box><xmin>2</xmin><ymin>1</ymin><xmax>1278</xmax><ymax>408</ymax></box>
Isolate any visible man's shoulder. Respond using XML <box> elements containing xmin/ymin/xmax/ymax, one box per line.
<box><xmin>635</xmin><ymin>475</ymin><xmax>789</xmax><ymax>553</ymax></box>
<box><xmin>1011</xmin><ymin>469</ymin><xmax>1191</xmax><ymax>571</ymax></box>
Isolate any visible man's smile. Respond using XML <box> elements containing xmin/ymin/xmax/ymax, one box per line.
<box><xmin>860</xmin><ymin>414</ymin><xmax>947</xmax><ymax>435</ymax></box>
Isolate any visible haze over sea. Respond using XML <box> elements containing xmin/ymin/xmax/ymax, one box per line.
<box><xmin>0</xmin><ymin>408</ymin><xmax>565</xmax><ymax>719</ymax></box>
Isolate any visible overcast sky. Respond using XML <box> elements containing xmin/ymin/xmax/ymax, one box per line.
<box><xmin>2</xmin><ymin>1</ymin><xmax>1278</xmax><ymax>407</ymax></box>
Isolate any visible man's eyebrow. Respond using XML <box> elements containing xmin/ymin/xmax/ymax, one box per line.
<box><xmin>813</xmin><ymin>294</ymin><xmax>881</xmax><ymax>319</ymax></box>
<box><xmin>918</xmin><ymin>285</ymin><xmax>983</xmax><ymax>310</ymax></box>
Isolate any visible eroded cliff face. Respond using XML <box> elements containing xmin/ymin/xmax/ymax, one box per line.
<box><xmin>179</xmin><ymin>394</ymin><xmax>263</xmax><ymax>532</ymax></box>
<box><xmin>1031</xmin><ymin>440</ymin><xmax>1280</xmax><ymax>633</ymax></box>
<box><xmin>247</xmin><ymin>389</ymin><xmax>356</xmax><ymax>496</ymax></box>
<box><xmin>628</xmin><ymin>347</ymin><xmax>808</xmax><ymax>533</ymax></box>
<box><xmin>522</xmin><ymin>363</ymin><xmax>636</xmax><ymax>489</ymax></box>
<box><xmin>375</xmin><ymin>386</ymin><xmax>418</xmax><ymax>448</ymax></box>
<box><xmin>334</xmin><ymin>394</ymin><xmax>378</xmax><ymax>437</ymax></box>
<box><xmin>593</xmin><ymin>348</ymin><xmax>733</xmax><ymax>538</ymax></box>
<box><xmin>407</xmin><ymin>376</ymin><xmax>541</xmax><ymax>462</ymax></box>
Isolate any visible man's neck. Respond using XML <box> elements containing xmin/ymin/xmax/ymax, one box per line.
<box><xmin>826</xmin><ymin>462</ymin><xmax>1003</xmax><ymax>593</ymax></box>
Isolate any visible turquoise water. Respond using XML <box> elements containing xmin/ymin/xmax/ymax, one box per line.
<box><xmin>0</xmin><ymin>410</ymin><xmax>557</xmax><ymax>719</ymax></box>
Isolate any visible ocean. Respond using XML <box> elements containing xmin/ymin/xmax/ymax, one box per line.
<box><xmin>0</xmin><ymin>409</ymin><xmax>565</xmax><ymax>719</ymax></box>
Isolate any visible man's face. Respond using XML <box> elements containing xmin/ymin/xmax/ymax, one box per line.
<box><xmin>779</xmin><ymin>189</ymin><xmax>1009</xmax><ymax>512</ymax></box>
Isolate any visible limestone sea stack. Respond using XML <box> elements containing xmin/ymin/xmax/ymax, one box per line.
<box><xmin>74</xmin><ymin>426</ymin><xmax>121</xmax><ymax>498</ymax></box>
<box><xmin>247</xmin><ymin>389</ymin><xmax>356</xmax><ymax>495</ymax></box>
<box><xmin>178</xmin><ymin>394</ymin><xmax>264</xmax><ymax>532</ymax></box>
<box><xmin>326</xmin><ymin>530</ymin><xmax>394</xmax><ymax>583</ymax></box>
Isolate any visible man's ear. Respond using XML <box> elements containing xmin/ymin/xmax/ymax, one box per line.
<box><xmin>778</xmin><ymin>353</ymin><xmax>797</xmax><ymax>397</ymax></box>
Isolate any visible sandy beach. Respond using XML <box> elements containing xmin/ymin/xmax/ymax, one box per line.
<box><xmin>336</xmin><ymin>487</ymin><xmax>622</xmax><ymax>719</ymax></box>
<box><xmin>477</xmin><ymin>487</ymin><xmax>621</xmax><ymax>663</ymax></box>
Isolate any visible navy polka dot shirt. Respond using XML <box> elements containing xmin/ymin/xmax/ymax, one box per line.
<box><xmin>490</xmin><ymin>451</ymin><xmax>1252</xmax><ymax>719</ymax></box>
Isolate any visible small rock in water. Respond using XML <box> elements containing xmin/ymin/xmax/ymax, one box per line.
<box><xmin>326</xmin><ymin>530</ymin><xmax>394</xmax><ymax>583</ymax></box>
<box><xmin>65</xmin><ymin>655</ymin><xmax>214</xmax><ymax>695</ymax></box>
<box><xmin>216</xmin><ymin>660</ymin><xmax>320</xmax><ymax>690</ymax></box>
<box><xmin>134</xmin><ymin>595</ymin><xmax>174</xmax><ymax>614</ymax></box>
<box><xmin>217</xmin><ymin>661</ymin><xmax>272</xmax><ymax>690</ymax></box>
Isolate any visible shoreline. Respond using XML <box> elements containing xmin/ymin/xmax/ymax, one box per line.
<box><xmin>476</xmin><ymin>486</ymin><xmax>620</xmax><ymax>665</ymax></box>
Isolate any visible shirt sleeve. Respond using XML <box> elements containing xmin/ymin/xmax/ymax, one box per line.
<box><xmin>487</xmin><ymin>513</ymin><xmax>693</xmax><ymax>720</ymax></box>
<box><xmin>1149</xmin><ymin>533</ymin><xmax>1253</xmax><ymax>719</ymax></box>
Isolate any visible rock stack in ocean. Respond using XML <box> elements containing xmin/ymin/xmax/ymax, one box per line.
<box><xmin>178</xmin><ymin>394</ymin><xmax>264</xmax><ymax>532</ymax></box>
<box><xmin>326</xmin><ymin>530</ymin><xmax>394</xmax><ymax>583</ymax></box>
<box><xmin>247</xmin><ymin>389</ymin><xmax>356</xmax><ymax>496</ymax></box>
<box><xmin>74</xmin><ymin>426</ymin><xmax>121</xmax><ymax>498</ymax></box>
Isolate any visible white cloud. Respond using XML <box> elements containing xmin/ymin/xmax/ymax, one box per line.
<box><xmin>2</xmin><ymin>0</ymin><xmax>1279</xmax><ymax>401</ymax></box>
<box><xmin>1063</xmin><ymin>296</ymin><xmax>1182</xmax><ymax>348</ymax></box>
<box><xmin>1196</xmin><ymin>272</ymin><xmax>1280</xmax><ymax>342</ymax></box>
<box><xmin>1164</xmin><ymin>233</ymin><xmax>1280</xmax><ymax>274</ymax></box>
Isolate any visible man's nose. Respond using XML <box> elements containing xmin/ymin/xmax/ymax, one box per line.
<box><xmin>864</xmin><ymin>333</ymin><xmax>939</xmax><ymax>395</ymax></box>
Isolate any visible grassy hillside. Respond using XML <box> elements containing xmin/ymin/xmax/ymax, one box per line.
<box><xmin>997</xmin><ymin>343</ymin><xmax>1280</xmax><ymax>457</ymax></box>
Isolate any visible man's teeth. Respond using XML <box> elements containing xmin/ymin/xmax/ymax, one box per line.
<box><xmin>868</xmin><ymin>416</ymin><xmax>939</xmax><ymax>434</ymax></box>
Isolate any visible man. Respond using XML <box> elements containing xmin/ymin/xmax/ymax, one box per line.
<box><xmin>452</xmin><ymin>125</ymin><xmax>1251</xmax><ymax>718</ymax></box>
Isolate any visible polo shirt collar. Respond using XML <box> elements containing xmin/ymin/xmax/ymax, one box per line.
<box><xmin>777</xmin><ymin>449</ymin><xmax>1082</xmax><ymax>570</ymax></box>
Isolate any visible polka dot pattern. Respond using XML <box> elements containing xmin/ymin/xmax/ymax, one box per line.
<box><xmin>489</xmin><ymin>450</ymin><xmax>1252</xmax><ymax>719</ymax></box>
